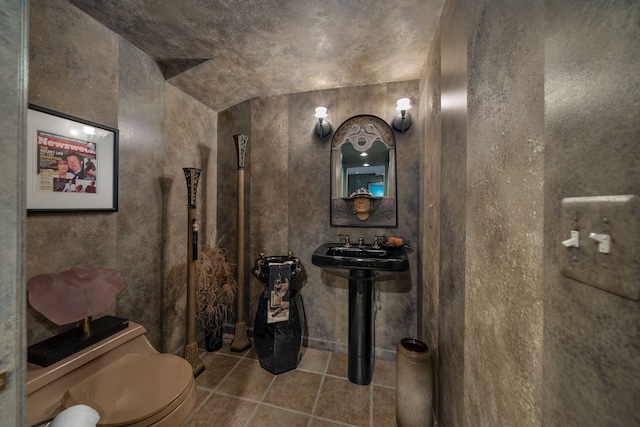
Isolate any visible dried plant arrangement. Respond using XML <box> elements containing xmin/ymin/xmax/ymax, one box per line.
<box><xmin>194</xmin><ymin>241</ymin><xmax>238</xmax><ymax>336</ymax></box>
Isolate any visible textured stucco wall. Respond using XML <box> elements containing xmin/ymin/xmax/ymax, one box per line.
<box><xmin>27</xmin><ymin>0</ymin><xmax>120</xmax><ymax>343</ymax></box>
<box><xmin>542</xmin><ymin>0</ymin><xmax>640</xmax><ymax>425</ymax></box>
<box><xmin>26</xmin><ymin>0</ymin><xmax>217</xmax><ymax>353</ymax></box>
<box><xmin>464</xmin><ymin>0</ymin><xmax>545</xmax><ymax>424</ymax></box>
<box><xmin>432</xmin><ymin>0</ymin><xmax>640</xmax><ymax>426</ymax></box>
<box><xmin>115</xmin><ymin>38</ymin><xmax>166</xmax><ymax>348</ymax></box>
<box><xmin>438</xmin><ymin>0</ymin><xmax>468</xmax><ymax>425</ymax></box>
<box><xmin>0</xmin><ymin>0</ymin><xmax>28</xmax><ymax>423</ymax></box>
<box><xmin>217</xmin><ymin>81</ymin><xmax>421</xmax><ymax>359</ymax></box>
<box><xmin>66</xmin><ymin>0</ymin><xmax>441</xmax><ymax>112</ymax></box>
<box><xmin>419</xmin><ymin>18</ymin><xmax>441</xmax><ymax>419</ymax></box>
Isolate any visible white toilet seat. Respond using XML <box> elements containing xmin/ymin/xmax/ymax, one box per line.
<box><xmin>62</xmin><ymin>353</ymin><xmax>194</xmax><ymax>426</ymax></box>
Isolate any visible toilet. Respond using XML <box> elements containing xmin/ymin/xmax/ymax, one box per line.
<box><xmin>27</xmin><ymin>320</ymin><xmax>197</xmax><ymax>427</ymax></box>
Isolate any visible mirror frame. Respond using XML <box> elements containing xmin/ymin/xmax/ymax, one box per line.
<box><xmin>330</xmin><ymin>115</ymin><xmax>397</xmax><ymax>227</ymax></box>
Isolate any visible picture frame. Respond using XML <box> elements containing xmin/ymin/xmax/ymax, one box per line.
<box><xmin>26</xmin><ymin>104</ymin><xmax>118</xmax><ymax>212</ymax></box>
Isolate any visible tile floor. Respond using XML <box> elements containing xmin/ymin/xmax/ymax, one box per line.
<box><xmin>183</xmin><ymin>338</ymin><xmax>398</xmax><ymax>427</ymax></box>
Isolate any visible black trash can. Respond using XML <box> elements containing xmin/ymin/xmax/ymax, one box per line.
<box><xmin>252</xmin><ymin>254</ymin><xmax>305</xmax><ymax>374</ymax></box>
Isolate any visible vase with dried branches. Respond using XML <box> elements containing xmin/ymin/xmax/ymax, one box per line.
<box><xmin>194</xmin><ymin>242</ymin><xmax>238</xmax><ymax>351</ymax></box>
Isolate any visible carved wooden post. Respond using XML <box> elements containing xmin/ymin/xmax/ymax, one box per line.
<box><xmin>183</xmin><ymin>167</ymin><xmax>205</xmax><ymax>376</ymax></box>
<box><xmin>230</xmin><ymin>135</ymin><xmax>251</xmax><ymax>352</ymax></box>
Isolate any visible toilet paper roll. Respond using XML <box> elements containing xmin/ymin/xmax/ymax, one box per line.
<box><xmin>49</xmin><ymin>404</ymin><xmax>100</xmax><ymax>427</ymax></box>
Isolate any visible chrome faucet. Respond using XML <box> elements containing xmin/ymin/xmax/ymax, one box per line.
<box><xmin>358</xmin><ymin>236</ymin><xmax>364</xmax><ymax>247</ymax></box>
<box><xmin>373</xmin><ymin>235</ymin><xmax>385</xmax><ymax>249</ymax></box>
<box><xmin>338</xmin><ymin>233</ymin><xmax>351</xmax><ymax>247</ymax></box>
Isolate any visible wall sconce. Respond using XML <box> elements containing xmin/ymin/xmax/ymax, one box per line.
<box><xmin>392</xmin><ymin>98</ymin><xmax>412</xmax><ymax>132</ymax></box>
<box><xmin>314</xmin><ymin>106</ymin><xmax>332</xmax><ymax>138</ymax></box>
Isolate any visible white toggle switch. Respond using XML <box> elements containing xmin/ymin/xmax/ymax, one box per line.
<box><xmin>589</xmin><ymin>232</ymin><xmax>611</xmax><ymax>254</ymax></box>
<box><xmin>562</xmin><ymin>230</ymin><xmax>580</xmax><ymax>248</ymax></box>
<box><xmin>561</xmin><ymin>195</ymin><xmax>639</xmax><ymax>299</ymax></box>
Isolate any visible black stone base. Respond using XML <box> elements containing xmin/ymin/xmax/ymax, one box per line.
<box><xmin>254</xmin><ymin>291</ymin><xmax>305</xmax><ymax>375</ymax></box>
<box><xmin>27</xmin><ymin>316</ymin><xmax>129</xmax><ymax>367</ymax></box>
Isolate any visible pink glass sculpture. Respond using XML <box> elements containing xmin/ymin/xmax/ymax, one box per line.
<box><xmin>27</xmin><ymin>265</ymin><xmax>125</xmax><ymax>325</ymax></box>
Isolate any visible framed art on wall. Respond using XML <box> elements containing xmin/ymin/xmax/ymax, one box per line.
<box><xmin>26</xmin><ymin>104</ymin><xmax>118</xmax><ymax>212</ymax></box>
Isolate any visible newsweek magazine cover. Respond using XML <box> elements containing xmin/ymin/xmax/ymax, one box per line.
<box><xmin>36</xmin><ymin>130</ymin><xmax>98</xmax><ymax>195</ymax></box>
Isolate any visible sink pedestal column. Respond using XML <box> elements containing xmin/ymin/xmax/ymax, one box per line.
<box><xmin>348</xmin><ymin>269</ymin><xmax>375</xmax><ymax>385</ymax></box>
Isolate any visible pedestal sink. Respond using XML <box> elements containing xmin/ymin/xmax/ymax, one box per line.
<box><xmin>312</xmin><ymin>242</ymin><xmax>409</xmax><ymax>385</ymax></box>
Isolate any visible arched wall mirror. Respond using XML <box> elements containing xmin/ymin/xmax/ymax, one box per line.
<box><xmin>331</xmin><ymin>115</ymin><xmax>397</xmax><ymax>227</ymax></box>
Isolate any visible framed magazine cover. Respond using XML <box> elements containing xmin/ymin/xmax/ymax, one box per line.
<box><xmin>26</xmin><ymin>105</ymin><xmax>118</xmax><ymax>212</ymax></box>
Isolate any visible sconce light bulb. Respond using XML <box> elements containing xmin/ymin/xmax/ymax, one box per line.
<box><xmin>315</xmin><ymin>106</ymin><xmax>328</xmax><ymax>119</ymax></box>
<box><xmin>396</xmin><ymin>98</ymin><xmax>411</xmax><ymax>112</ymax></box>
<box><xmin>392</xmin><ymin>98</ymin><xmax>413</xmax><ymax>133</ymax></box>
<box><xmin>314</xmin><ymin>106</ymin><xmax>332</xmax><ymax>138</ymax></box>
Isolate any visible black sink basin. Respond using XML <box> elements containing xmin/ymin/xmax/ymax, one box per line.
<box><xmin>312</xmin><ymin>243</ymin><xmax>409</xmax><ymax>272</ymax></box>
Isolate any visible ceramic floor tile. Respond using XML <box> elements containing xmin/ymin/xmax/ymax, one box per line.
<box><xmin>216</xmin><ymin>358</ymin><xmax>275</xmax><ymax>400</ymax></box>
<box><xmin>246</xmin><ymin>405</ymin><xmax>310</xmax><ymax>427</ymax></box>
<box><xmin>373</xmin><ymin>385</ymin><xmax>397</xmax><ymax>427</ymax></box>
<box><xmin>298</xmin><ymin>347</ymin><xmax>330</xmax><ymax>373</ymax></box>
<box><xmin>314</xmin><ymin>376</ymin><xmax>371</xmax><ymax>427</ymax></box>
<box><xmin>373</xmin><ymin>359</ymin><xmax>396</xmax><ymax>388</ymax></box>
<box><xmin>184</xmin><ymin>393</ymin><xmax>256</xmax><ymax>427</ymax></box>
<box><xmin>262</xmin><ymin>369</ymin><xmax>323</xmax><ymax>413</ymax></box>
<box><xmin>309</xmin><ymin>418</ymin><xmax>354</xmax><ymax>427</ymax></box>
<box><xmin>186</xmin><ymin>349</ymin><xmax>398</xmax><ymax>426</ymax></box>
<box><xmin>193</xmin><ymin>387</ymin><xmax>211</xmax><ymax>407</ymax></box>
<box><xmin>196</xmin><ymin>353</ymin><xmax>241</xmax><ymax>389</ymax></box>
<box><xmin>326</xmin><ymin>352</ymin><xmax>349</xmax><ymax>378</ymax></box>
<box><xmin>244</xmin><ymin>345</ymin><xmax>259</xmax><ymax>360</ymax></box>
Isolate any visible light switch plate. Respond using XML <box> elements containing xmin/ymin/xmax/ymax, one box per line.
<box><xmin>560</xmin><ymin>194</ymin><xmax>640</xmax><ymax>300</ymax></box>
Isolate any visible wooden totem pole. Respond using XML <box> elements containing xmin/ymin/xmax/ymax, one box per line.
<box><xmin>183</xmin><ymin>167</ymin><xmax>205</xmax><ymax>376</ymax></box>
<box><xmin>230</xmin><ymin>134</ymin><xmax>251</xmax><ymax>352</ymax></box>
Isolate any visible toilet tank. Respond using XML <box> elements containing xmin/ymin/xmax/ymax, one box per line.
<box><xmin>27</xmin><ymin>321</ymin><xmax>157</xmax><ymax>426</ymax></box>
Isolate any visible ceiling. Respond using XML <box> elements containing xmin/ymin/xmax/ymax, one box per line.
<box><xmin>69</xmin><ymin>0</ymin><xmax>444</xmax><ymax>112</ymax></box>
